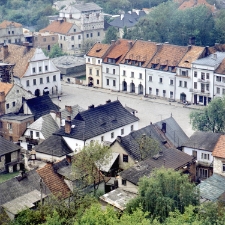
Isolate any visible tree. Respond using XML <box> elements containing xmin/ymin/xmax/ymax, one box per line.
<box><xmin>42</xmin><ymin>210</ymin><xmax>65</xmax><ymax>225</ymax></box>
<box><xmin>190</xmin><ymin>96</ymin><xmax>225</xmax><ymax>133</ymax></box>
<box><xmin>102</xmin><ymin>27</ymin><xmax>118</xmax><ymax>44</ymax></box>
<box><xmin>126</xmin><ymin>168</ymin><xmax>199</xmax><ymax>222</ymax></box>
<box><xmin>48</xmin><ymin>44</ymin><xmax>66</xmax><ymax>58</ymax></box>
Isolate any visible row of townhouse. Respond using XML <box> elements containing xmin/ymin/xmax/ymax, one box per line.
<box><xmin>86</xmin><ymin>39</ymin><xmax>225</xmax><ymax>105</ymax></box>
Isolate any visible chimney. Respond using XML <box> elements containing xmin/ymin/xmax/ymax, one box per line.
<box><xmin>162</xmin><ymin>122</ymin><xmax>166</xmax><ymax>133</ymax></box>
<box><xmin>188</xmin><ymin>45</ymin><xmax>192</xmax><ymax>51</ymax></box>
<box><xmin>205</xmin><ymin>46</ymin><xmax>209</xmax><ymax>56</ymax></box>
<box><xmin>188</xmin><ymin>37</ymin><xmax>195</xmax><ymax>45</ymax></box>
<box><xmin>88</xmin><ymin>104</ymin><xmax>94</xmax><ymax>110</ymax></box>
<box><xmin>65</xmin><ymin>116</ymin><xmax>71</xmax><ymax>134</ymax></box>
<box><xmin>106</xmin><ymin>99</ymin><xmax>111</xmax><ymax>104</ymax></box>
<box><xmin>3</xmin><ymin>45</ymin><xmax>8</xmax><ymax>60</ymax></box>
<box><xmin>156</xmin><ymin>43</ymin><xmax>162</xmax><ymax>52</ymax></box>
<box><xmin>127</xmin><ymin>41</ymin><xmax>133</xmax><ymax>49</ymax></box>
<box><xmin>65</xmin><ymin>105</ymin><xmax>72</xmax><ymax>113</ymax></box>
<box><xmin>111</xmin><ymin>40</ymin><xmax>116</xmax><ymax>45</ymax></box>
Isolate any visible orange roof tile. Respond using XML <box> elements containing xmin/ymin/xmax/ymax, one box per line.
<box><xmin>103</xmin><ymin>39</ymin><xmax>134</xmax><ymax>65</ymax></box>
<box><xmin>121</xmin><ymin>40</ymin><xmax>158</xmax><ymax>67</ymax></box>
<box><xmin>37</xmin><ymin>163</ymin><xmax>71</xmax><ymax>199</ymax></box>
<box><xmin>178</xmin><ymin>45</ymin><xmax>205</xmax><ymax>68</ymax></box>
<box><xmin>0</xmin><ymin>44</ymin><xmax>35</xmax><ymax>78</ymax></box>
<box><xmin>0</xmin><ymin>82</ymin><xmax>13</xmax><ymax>96</ymax></box>
<box><xmin>215</xmin><ymin>58</ymin><xmax>225</xmax><ymax>75</ymax></box>
<box><xmin>40</xmin><ymin>20</ymin><xmax>73</xmax><ymax>35</ymax></box>
<box><xmin>179</xmin><ymin>0</ymin><xmax>215</xmax><ymax>12</ymax></box>
<box><xmin>0</xmin><ymin>20</ymin><xmax>22</xmax><ymax>29</ymax></box>
<box><xmin>212</xmin><ymin>135</ymin><xmax>225</xmax><ymax>159</ymax></box>
<box><xmin>86</xmin><ymin>43</ymin><xmax>110</xmax><ymax>58</ymax></box>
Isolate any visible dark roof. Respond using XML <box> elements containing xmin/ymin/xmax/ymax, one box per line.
<box><xmin>0</xmin><ymin>136</ymin><xmax>21</xmax><ymax>156</ymax></box>
<box><xmin>182</xmin><ymin>131</ymin><xmax>222</xmax><ymax>152</ymax></box>
<box><xmin>109</xmin><ymin>11</ymin><xmax>146</xmax><ymax>28</ymax></box>
<box><xmin>120</xmin><ymin>148</ymin><xmax>194</xmax><ymax>185</ymax></box>
<box><xmin>35</xmin><ymin>135</ymin><xmax>73</xmax><ymax>157</ymax></box>
<box><xmin>53</xmin><ymin>158</ymin><xmax>70</xmax><ymax>172</ymax></box>
<box><xmin>60</xmin><ymin>105</ymin><xmax>84</xmax><ymax>120</ymax></box>
<box><xmin>0</xmin><ymin>170</ymin><xmax>50</xmax><ymax>206</ymax></box>
<box><xmin>0</xmin><ymin>113</ymin><xmax>33</xmax><ymax>121</ymax></box>
<box><xmin>54</xmin><ymin>100</ymin><xmax>139</xmax><ymax>140</ymax></box>
<box><xmin>25</xmin><ymin>95</ymin><xmax>60</xmax><ymax>120</ymax></box>
<box><xmin>154</xmin><ymin>117</ymin><xmax>189</xmax><ymax>148</ymax></box>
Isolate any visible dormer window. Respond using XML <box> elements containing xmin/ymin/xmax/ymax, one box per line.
<box><xmin>131</xmin><ymin>60</ymin><xmax>135</xmax><ymax>65</ymax></box>
<box><xmin>160</xmin><ymin>65</ymin><xmax>165</xmax><ymax>70</ymax></box>
<box><xmin>151</xmin><ymin>64</ymin><xmax>156</xmax><ymax>69</ymax></box>
<box><xmin>125</xmin><ymin>59</ymin><xmax>129</xmax><ymax>64</ymax></box>
<box><xmin>138</xmin><ymin>62</ymin><xmax>142</xmax><ymax>67</ymax></box>
<box><xmin>168</xmin><ymin>66</ymin><xmax>172</xmax><ymax>72</ymax></box>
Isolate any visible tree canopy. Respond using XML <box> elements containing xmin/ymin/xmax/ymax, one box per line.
<box><xmin>102</xmin><ymin>27</ymin><xmax>118</xmax><ymax>44</ymax></box>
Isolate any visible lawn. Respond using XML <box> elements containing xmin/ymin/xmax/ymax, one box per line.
<box><xmin>0</xmin><ymin>171</ymin><xmax>20</xmax><ymax>183</ymax></box>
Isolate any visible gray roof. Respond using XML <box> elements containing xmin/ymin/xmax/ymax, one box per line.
<box><xmin>0</xmin><ymin>113</ymin><xmax>33</xmax><ymax>121</ymax></box>
<box><xmin>0</xmin><ymin>136</ymin><xmax>20</xmax><ymax>156</ymax></box>
<box><xmin>60</xmin><ymin>105</ymin><xmax>84</xmax><ymax>120</ymax></box>
<box><xmin>28</xmin><ymin>114</ymin><xmax>59</xmax><ymax>139</ymax></box>
<box><xmin>0</xmin><ymin>170</ymin><xmax>50</xmax><ymax>206</ymax></box>
<box><xmin>35</xmin><ymin>135</ymin><xmax>73</xmax><ymax>157</ymax></box>
<box><xmin>120</xmin><ymin>148</ymin><xmax>194</xmax><ymax>185</ymax></box>
<box><xmin>197</xmin><ymin>173</ymin><xmax>225</xmax><ymax>201</ymax></box>
<box><xmin>193</xmin><ymin>52</ymin><xmax>225</xmax><ymax>67</ymax></box>
<box><xmin>51</xmin><ymin>56</ymin><xmax>85</xmax><ymax>68</ymax></box>
<box><xmin>182</xmin><ymin>131</ymin><xmax>222</xmax><ymax>152</ymax></box>
<box><xmin>60</xmin><ymin>2</ymin><xmax>102</xmax><ymax>13</ymax></box>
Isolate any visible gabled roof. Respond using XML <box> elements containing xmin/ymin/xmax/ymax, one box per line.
<box><xmin>120</xmin><ymin>148</ymin><xmax>194</xmax><ymax>185</ymax></box>
<box><xmin>25</xmin><ymin>95</ymin><xmax>60</xmax><ymax>120</ymax></box>
<box><xmin>60</xmin><ymin>2</ymin><xmax>102</xmax><ymax>13</ymax></box>
<box><xmin>212</xmin><ymin>135</ymin><xmax>225</xmax><ymax>159</ymax></box>
<box><xmin>0</xmin><ymin>113</ymin><xmax>34</xmax><ymax>121</ymax></box>
<box><xmin>40</xmin><ymin>20</ymin><xmax>74</xmax><ymax>35</ymax></box>
<box><xmin>182</xmin><ymin>131</ymin><xmax>222</xmax><ymax>152</ymax></box>
<box><xmin>54</xmin><ymin>100</ymin><xmax>139</xmax><ymax>140</ymax></box>
<box><xmin>0</xmin><ymin>170</ymin><xmax>50</xmax><ymax>206</ymax></box>
<box><xmin>103</xmin><ymin>39</ymin><xmax>134</xmax><ymax>65</ymax></box>
<box><xmin>35</xmin><ymin>135</ymin><xmax>73</xmax><ymax>157</ymax></box>
<box><xmin>27</xmin><ymin>114</ymin><xmax>59</xmax><ymax>139</ymax></box>
<box><xmin>37</xmin><ymin>163</ymin><xmax>71</xmax><ymax>199</ymax></box>
<box><xmin>120</xmin><ymin>40</ymin><xmax>157</xmax><ymax>67</ymax></box>
<box><xmin>0</xmin><ymin>20</ymin><xmax>22</xmax><ymax>29</ymax></box>
<box><xmin>0</xmin><ymin>44</ymin><xmax>35</xmax><ymax>79</ymax></box>
<box><xmin>0</xmin><ymin>82</ymin><xmax>13</xmax><ymax>96</ymax></box>
<box><xmin>197</xmin><ymin>173</ymin><xmax>225</xmax><ymax>201</ymax></box>
<box><xmin>86</xmin><ymin>43</ymin><xmax>111</xmax><ymax>58</ymax></box>
<box><xmin>178</xmin><ymin>46</ymin><xmax>205</xmax><ymax>69</ymax></box>
<box><xmin>0</xmin><ymin>136</ymin><xmax>21</xmax><ymax>156</ymax></box>
<box><xmin>61</xmin><ymin>105</ymin><xmax>84</xmax><ymax>120</ymax></box>
<box><xmin>215</xmin><ymin>58</ymin><xmax>225</xmax><ymax>75</ymax></box>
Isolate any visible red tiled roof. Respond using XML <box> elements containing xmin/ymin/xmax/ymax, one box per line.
<box><xmin>86</xmin><ymin>43</ymin><xmax>111</xmax><ymax>58</ymax></box>
<box><xmin>215</xmin><ymin>58</ymin><xmax>225</xmax><ymax>75</ymax></box>
<box><xmin>179</xmin><ymin>0</ymin><xmax>215</xmax><ymax>12</ymax></box>
<box><xmin>212</xmin><ymin>135</ymin><xmax>225</xmax><ymax>159</ymax></box>
<box><xmin>0</xmin><ymin>82</ymin><xmax>13</xmax><ymax>96</ymax></box>
<box><xmin>37</xmin><ymin>163</ymin><xmax>71</xmax><ymax>199</ymax></box>
<box><xmin>0</xmin><ymin>20</ymin><xmax>22</xmax><ymax>29</ymax></box>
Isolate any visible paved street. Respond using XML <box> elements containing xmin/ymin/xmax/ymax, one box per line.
<box><xmin>52</xmin><ymin>82</ymin><xmax>200</xmax><ymax>137</ymax></box>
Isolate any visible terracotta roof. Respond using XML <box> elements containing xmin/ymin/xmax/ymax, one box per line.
<box><xmin>178</xmin><ymin>45</ymin><xmax>205</xmax><ymax>68</ymax></box>
<box><xmin>86</xmin><ymin>43</ymin><xmax>110</xmax><ymax>58</ymax></box>
<box><xmin>0</xmin><ymin>20</ymin><xmax>22</xmax><ymax>29</ymax></box>
<box><xmin>209</xmin><ymin>44</ymin><xmax>225</xmax><ymax>54</ymax></box>
<box><xmin>0</xmin><ymin>44</ymin><xmax>35</xmax><ymax>78</ymax></box>
<box><xmin>121</xmin><ymin>40</ymin><xmax>157</xmax><ymax>67</ymax></box>
<box><xmin>0</xmin><ymin>82</ymin><xmax>13</xmax><ymax>96</ymax></box>
<box><xmin>103</xmin><ymin>39</ymin><xmax>134</xmax><ymax>65</ymax></box>
<box><xmin>215</xmin><ymin>58</ymin><xmax>225</xmax><ymax>75</ymax></box>
<box><xmin>179</xmin><ymin>0</ymin><xmax>215</xmax><ymax>12</ymax></box>
<box><xmin>37</xmin><ymin>163</ymin><xmax>71</xmax><ymax>199</ymax></box>
<box><xmin>40</xmin><ymin>20</ymin><xmax>73</xmax><ymax>35</ymax></box>
<box><xmin>147</xmin><ymin>44</ymin><xmax>188</xmax><ymax>72</ymax></box>
<box><xmin>212</xmin><ymin>135</ymin><xmax>225</xmax><ymax>158</ymax></box>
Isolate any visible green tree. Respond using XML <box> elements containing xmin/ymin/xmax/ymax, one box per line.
<box><xmin>190</xmin><ymin>96</ymin><xmax>225</xmax><ymax>133</ymax></box>
<box><xmin>42</xmin><ymin>210</ymin><xmax>65</xmax><ymax>225</ymax></box>
<box><xmin>214</xmin><ymin>10</ymin><xmax>225</xmax><ymax>44</ymax></box>
<box><xmin>102</xmin><ymin>27</ymin><xmax>118</xmax><ymax>44</ymax></box>
<box><xmin>48</xmin><ymin>44</ymin><xmax>66</xmax><ymax>58</ymax></box>
<box><xmin>126</xmin><ymin>168</ymin><xmax>199</xmax><ymax>222</ymax></box>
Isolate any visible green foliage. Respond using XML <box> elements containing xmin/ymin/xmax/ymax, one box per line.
<box><xmin>42</xmin><ymin>210</ymin><xmax>66</xmax><ymax>225</ymax></box>
<box><xmin>190</xmin><ymin>96</ymin><xmax>225</xmax><ymax>132</ymax></box>
<box><xmin>102</xmin><ymin>27</ymin><xmax>118</xmax><ymax>44</ymax></box>
<box><xmin>126</xmin><ymin>168</ymin><xmax>199</xmax><ymax>222</ymax></box>
<box><xmin>46</xmin><ymin>44</ymin><xmax>66</xmax><ymax>58</ymax></box>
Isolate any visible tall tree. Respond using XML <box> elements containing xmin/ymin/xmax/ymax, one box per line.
<box><xmin>102</xmin><ymin>27</ymin><xmax>118</xmax><ymax>44</ymax></box>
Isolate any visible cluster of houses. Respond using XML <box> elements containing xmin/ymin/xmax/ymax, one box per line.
<box><xmin>86</xmin><ymin>40</ymin><xmax>225</xmax><ymax>105</ymax></box>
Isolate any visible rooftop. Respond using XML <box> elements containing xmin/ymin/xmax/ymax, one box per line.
<box><xmin>0</xmin><ymin>20</ymin><xmax>22</xmax><ymax>29</ymax></box>
<box><xmin>0</xmin><ymin>82</ymin><xmax>13</xmax><ymax>96</ymax></box>
<box><xmin>215</xmin><ymin>58</ymin><xmax>225</xmax><ymax>75</ymax></box>
<box><xmin>0</xmin><ymin>136</ymin><xmax>21</xmax><ymax>156</ymax></box>
<box><xmin>212</xmin><ymin>135</ymin><xmax>225</xmax><ymax>159</ymax></box>
<box><xmin>60</xmin><ymin>2</ymin><xmax>102</xmax><ymax>13</ymax></box>
<box><xmin>0</xmin><ymin>113</ymin><xmax>34</xmax><ymax>121</ymax></box>
<box><xmin>179</xmin><ymin>0</ymin><xmax>215</xmax><ymax>12</ymax></box>
<box><xmin>60</xmin><ymin>105</ymin><xmax>84</xmax><ymax>121</ymax></box>
<box><xmin>86</xmin><ymin>43</ymin><xmax>111</xmax><ymax>58</ymax></box>
<box><xmin>52</xmin><ymin>56</ymin><xmax>85</xmax><ymax>68</ymax></box>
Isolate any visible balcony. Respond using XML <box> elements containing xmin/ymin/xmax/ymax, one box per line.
<box><xmin>189</xmin><ymin>88</ymin><xmax>210</xmax><ymax>95</ymax></box>
<box><xmin>198</xmin><ymin>79</ymin><xmax>210</xmax><ymax>83</ymax></box>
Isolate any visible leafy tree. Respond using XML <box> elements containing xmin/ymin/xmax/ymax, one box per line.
<box><xmin>42</xmin><ymin>210</ymin><xmax>65</xmax><ymax>225</ymax></box>
<box><xmin>48</xmin><ymin>44</ymin><xmax>66</xmax><ymax>58</ymax></box>
<box><xmin>126</xmin><ymin>168</ymin><xmax>199</xmax><ymax>222</ymax></box>
<box><xmin>102</xmin><ymin>27</ymin><xmax>118</xmax><ymax>44</ymax></box>
<box><xmin>214</xmin><ymin>10</ymin><xmax>225</xmax><ymax>44</ymax></box>
<box><xmin>190</xmin><ymin>96</ymin><xmax>225</xmax><ymax>133</ymax></box>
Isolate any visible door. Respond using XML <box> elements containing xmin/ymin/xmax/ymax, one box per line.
<box><xmin>204</xmin><ymin>96</ymin><xmax>207</xmax><ymax>106</ymax></box>
<box><xmin>194</xmin><ymin>95</ymin><xmax>197</xmax><ymax>104</ymax></box>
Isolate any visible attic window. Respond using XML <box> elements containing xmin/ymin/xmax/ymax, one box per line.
<box><xmin>151</xmin><ymin>64</ymin><xmax>156</xmax><ymax>69</ymax></box>
<box><xmin>168</xmin><ymin>66</ymin><xmax>172</xmax><ymax>72</ymax></box>
<box><xmin>184</xmin><ymin>60</ymin><xmax>189</xmax><ymax>63</ymax></box>
<box><xmin>96</xmin><ymin>48</ymin><xmax>101</xmax><ymax>52</ymax></box>
<box><xmin>131</xmin><ymin>60</ymin><xmax>135</xmax><ymax>65</ymax></box>
<box><xmin>160</xmin><ymin>65</ymin><xmax>165</xmax><ymax>70</ymax></box>
<box><xmin>125</xmin><ymin>59</ymin><xmax>129</xmax><ymax>64</ymax></box>
<box><xmin>138</xmin><ymin>62</ymin><xmax>143</xmax><ymax>67</ymax></box>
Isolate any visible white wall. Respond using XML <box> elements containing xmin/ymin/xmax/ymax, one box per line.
<box><xmin>214</xmin><ymin>73</ymin><xmax>225</xmax><ymax>97</ymax></box>
<box><xmin>24</xmin><ymin>128</ymin><xmax>45</xmax><ymax>140</ymax></box>
<box><xmin>117</xmin><ymin>176</ymin><xmax>138</xmax><ymax>193</ymax></box>
<box><xmin>35</xmin><ymin>152</ymin><xmax>65</xmax><ymax>162</ymax></box>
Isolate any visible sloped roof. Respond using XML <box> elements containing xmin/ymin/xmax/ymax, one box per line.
<box><xmin>0</xmin><ymin>170</ymin><xmax>50</xmax><ymax>206</ymax></box>
<box><xmin>103</xmin><ymin>39</ymin><xmax>134</xmax><ymax>65</ymax></box>
<box><xmin>215</xmin><ymin>58</ymin><xmax>225</xmax><ymax>75</ymax></box>
<box><xmin>40</xmin><ymin>20</ymin><xmax>73</xmax><ymax>35</ymax></box>
<box><xmin>37</xmin><ymin>163</ymin><xmax>71</xmax><ymax>199</ymax></box>
<box><xmin>0</xmin><ymin>113</ymin><xmax>33</xmax><ymax>121</ymax></box>
<box><xmin>35</xmin><ymin>135</ymin><xmax>73</xmax><ymax>157</ymax></box>
<box><xmin>0</xmin><ymin>20</ymin><xmax>22</xmax><ymax>29</ymax></box>
<box><xmin>27</xmin><ymin>114</ymin><xmax>59</xmax><ymax>139</ymax></box>
<box><xmin>25</xmin><ymin>95</ymin><xmax>60</xmax><ymax>120</ymax></box>
<box><xmin>179</xmin><ymin>0</ymin><xmax>215</xmax><ymax>12</ymax></box>
<box><xmin>182</xmin><ymin>131</ymin><xmax>222</xmax><ymax>151</ymax></box>
<box><xmin>60</xmin><ymin>2</ymin><xmax>102</xmax><ymax>13</ymax></box>
<box><xmin>61</xmin><ymin>105</ymin><xmax>84</xmax><ymax>120</ymax></box>
<box><xmin>197</xmin><ymin>173</ymin><xmax>225</xmax><ymax>201</ymax></box>
<box><xmin>121</xmin><ymin>40</ymin><xmax>157</xmax><ymax>67</ymax></box>
<box><xmin>0</xmin><ymin>45</ymin><xmax>35</xmax><ymax>79</ymax></box>
<box><xmin>54</xmin><ymin>100</ymin><xmax>139</xmax><ymax>140</ymax></box>
<box><xmin>86</xmin><ymin>43</ymin><xmax>111</xmax><ymax>58</ymax></box>
<box><xmin>120</xmin><ymin>148</ymin><xmax>194</xmax><ymax>185</ymax></box>
<box><xmin>0</xmin><ymin>136</ymin><xmax>20</xmax><ymax>156</ymax></box>
<box><xmin>178</xmin><ymin>46</ymin><xmax>205</xmax><ymax>68</ymax></box>
<box><xmin>0</xmin><ymin>82</ymin><xmax>13</xmax><ymax>96</ymax></box>
<box><xmin>212</xmin><ymin>135</ymin><xmax>225</xmax><ymax>159</ymax></box>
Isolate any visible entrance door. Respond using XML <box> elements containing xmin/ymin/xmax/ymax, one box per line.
<box><xmin>194</xmin><ymin>95</ymin><xmax>197</xmax><ymax>104</ymax></box>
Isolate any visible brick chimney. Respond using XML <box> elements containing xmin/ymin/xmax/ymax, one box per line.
<box><xmin>65</xmin><ymin>105</ymin><xmax>72</xmax><ymax>113</ymax></box>
<box><xmin>3</xmin><ymin>45</ymin><xmax>8</xmax><ymax>60</ymax></box>
<box><xmin>111</xmin><ymin>40</ymin><xmax>116</xmax><ymax>45</ymax></box>
<box><xmin>65</xmin><ymin>115</ymin><xmax>71</xmax><ymax>134</ymax></box>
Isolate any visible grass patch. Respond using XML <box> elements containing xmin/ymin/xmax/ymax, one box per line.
<box><xmin>0</xmin><ymin>171</ymin><xmax>20</xmax><ymax>183</ymax></box>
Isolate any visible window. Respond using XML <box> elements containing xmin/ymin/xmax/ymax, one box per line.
<box><xmin>78</xmin><ymin>44</ymin><xmax>81</xmax><ymax>48</ymax></box>
<box><xmin>53</xmin><ymin>75</ymin><xmax>56</xmax><ymax>82</ymax></box>
<box><xmin>89</xmin><ymin>69</ymin><xmax>92</xmax><ymax>75</ymax></box>
<box><xmin>201</xmin><ymin>153</ymin><xmax>209</xmax><ymax>160</ymax></box>
<box><xmin>217</xmin><ymin>87</ymin><xmax>220</xmax><ymax>94</ymax></box>
<box><xmin>32</xmin><ymin>67</ymin><xmax>36</xmax><ymax>73</ymax></box>
<box><xmin>111</xmin><ymin>132</ymin><xmax>114</xmax><ymax>139</ymax></box>
<box><xmin>170</xmin><ymin>91</ymin><xmax>173</xmax><ymax>98</ymax></box>
<box><xmin>60</xmin><ymin>36</ymin><xmax>62</xmax><ymax>40</ymax></box>
<box><xmin>36</xmin><ymin>132</ymin><xmax>39</xmax><ymax>138</ymax></box>
<box><xmin>170</xmin><ymin>79</ymin><xmax>173</xmax><ymax>85</ymax></box>
<box><xmin>96</xmin><ymin>70</ymin><xmax>99</xmax><ymax>76</ymax></box>
<box><xmin>163</xmin><ymin>90</ymin><xmax>166</xmax><ymax>97</ymax></box>
<box><xmin>201</xmin><ymin>72</ymin><xmax>205</xmax><ymax>80</ymax></box>
<box><xmin>206</xmin><ymin>73</ymin><xmax>209</xmax><ymax>79</ymax></box>
<box><xmin>184</xmin><ymin>81</ymin><xmax>187</xmax><ymax>88</ymax></box>
<box><xmin>8</xmin><ymin>31</ymin><xmax>10</xmax><ymax>34</ymax></box>
<box><xmin>6</xmin><ymin>103</ymin><xmax>9</xmax><ymax>109</ymax></box>
<box><xmin>223</xmin><ymin>89</ymin><xmax>225</xmax><ymax>95</ymax></box>
<box><xmin>139</xmin><ymin>73</ymin><xmax>142</xmax><ymax>79</ymax></box>
<box><xmin>131</xmin><ymin>125</ymin><xmax>134</xmax><ymax>131</ymax></box>
<box><xmin>123</xmin><ymin>154</ymin><xmax>128</xmax><ymax>162</ymax></box>
<box><xmin>156</xmin><ymin>89</ymin><xmax>159</xmax><ymax>96</ymax></box>
<box><xmin>159</xmin><ymin>78</ymin><xmax>163</xmax><ymax>83</ymax></box>
<box><xmin>199</xmin><ymin>168</ymin><xmax>208</xmax><ymax>178</ymax></box>
<box><xmin>97</xmin><ymin>32</ymin><xmax>100</xmax><ymax>36</ymax></box>
<box><xmin>7</xmin><ymin>123</ymin><xmax>12</xmax><ymax>130</ymax></box>
<box><xmin>113</xmin><ymin>80</ymin><xmax>116</xmax><ymax>87</ymax></box>
<box><xmin>78</xmin><ymin>35</ymin><xmax>81</xmax><ymax>39</ymax></box>
<box><xmin>216</xmin><ymin>76</ymin><xmax>221</xmax><ymax>82</ymax></box>
<box><xmin>123</xmin><ymin>70</ymin><xmax>126</xmax><ymax>76</ymax></box>
<box><xmin>86</xmin><ymin>34</ymin><xmax>89</xmax><ymax>38</ymax></box>
<box><xmin>149</xmin><ymin>87</ymin><xmax>152</xmax><ymax>94</ymax></box>
<box><xmin>74</xmin><ymin>29</ymin><xmax>76</xmax><ymax>32</ymax></box>
<box><xmin>113</xmin><ymin>69</ymin><xmax>115</xmax><ymax>74</ymax></box>
<box><xmin>0</xmin><ymin>121</ymin><xmax>2</xmax><ymax>128</ymax></box>
<box><xmin>122</xmin><ymin>179</ymin><xmax>127</xmax><ymax>186</ymax></box>
<box><xmin>194</xmin><ymin>82</ymin><xmax>197</xmax><ymax>89</ymax></box>
<box><xmin>149</xmin><ymin>76</ymin><xmax>152</xmax><ymax>82</ymax></box>
<box><xmin>45</xmin><ymin>65</ymin><xmax>48</xmax><ymax>71</ymax></box>
<box><xmin>106</xmin><ymin>68</ymin><xmax>109</xmax><ymax>73</ymax></box>
<box><xmin>90</xmin><ymin>33</ymin><xmax>93</xmax><ymax>37</ymax></box>
<box><xmin>71</xmin><ymin>36</ymin><xmax>74</xmax><ymax>40</ymax></box>
<box><xmin>97</xmin><ymin>79</ymin><xmax>99</xmax><ymax>84</ymax></box>
<box><xmin>179</xmin><ymin>81</ymin><xmax>182</xmax><ymax>87</ymax></box>
<box><xmin>26</xmin><ymin>80</ymin><xmax>30</xmax><ymax>87</ymax></box>
<box><xmin>121</xmin><ymin>128</ymin><xmax>124</xmax><ymax>135</ymax></box>
<box><xmin>64</xmin><ymin>36</ymin><xmax>65</xmax><ymax>40</ymax></box>
<box><xmin>39</xmin><ymin>67</ymin><xmax>42</xmax><ymax>72</ymax></box>
<box><xmin>194</xmin><ymin>71</ymin><xmax>197</xmax><ymax>77</ymax></box>
<box><xmin>72</xmin><ymin>45</ymin><xmax>74</xmax><ymax>49</ymax></box>
<box><xmin>8</xmin><ymin>39</ymin><xmax>11</xmax><ymax>44</ymax></box>
<box><xmin>199</xmin><ymin>96</ymin><xmax>203</xmax><ymax>103</ymax></box>
<box><xmin>107</xmin><ymin>79</ymin><xmax>109</xmax><ymax>85</ymax></box>
<box><xmin>101</xmin><ymin>136</ymin><xmax>104</xmax><ymax>142</ymax></box>
<box><xmin>12</xmin><ymin>31</ymin><xmax>14</xmax><ymax>34</ymax></box>
<box><xmin>33</xmin><ymin>79</ymin><xmax>36</xmax><ymax>85</ymax></box>
<box><xmin>131</xmin><ymin>72</ymin><xmax>134</xmax><ymax>78</ymax></box>
<box><xmin>43</xmin><ymin>38</ymin><xmax>46</xmax><ymax>42</ymax></box>
<box><xmin>223</xmin><ymin>163</ymin><xmax>225</xmax><ymax>172</ymax></box>
<box><xmin>52</xmin><ymin>37</ymin><xmax>55</xmax><ymax>41</ymax></box>
<box><xmin>98</xmin><ymin>60</ymin><xmax>100</xmax><ymax>64</ymax></box>
<box><xmin>40</xmin><ymin>78</ymin><xmax>43</xmax><ymax>84</ymax></box>
<box><xmin>88</xmin><ymin>58</ymin><xmax>90</xmax><ymax>62</ymax></box>
<box><xmin>46</xmin><ymin>77</ymin><xmax>50</xmax><ymax>83</ymax></box>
